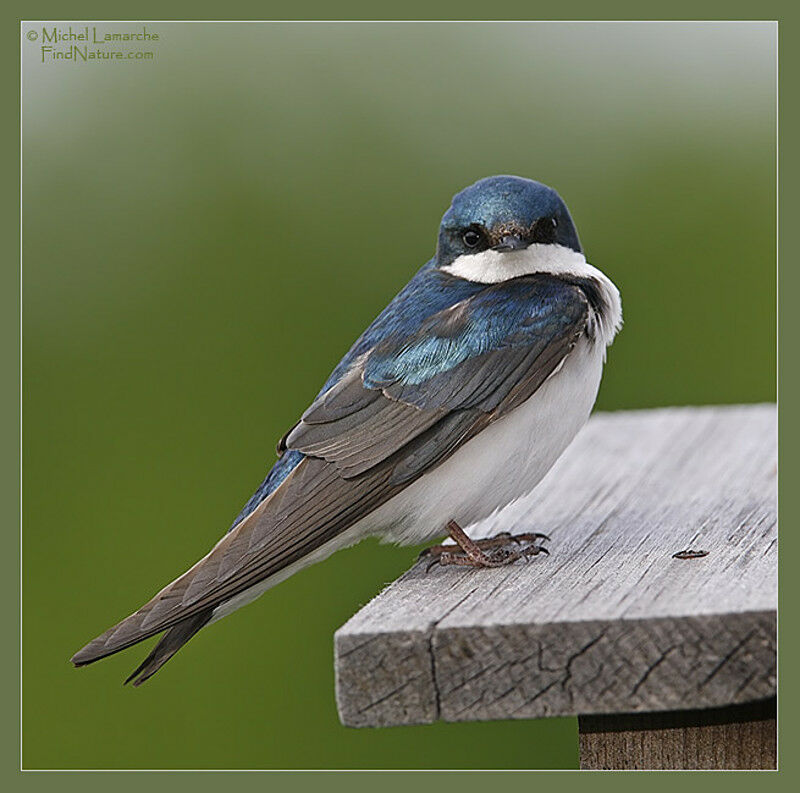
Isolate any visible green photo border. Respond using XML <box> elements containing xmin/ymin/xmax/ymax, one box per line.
<box><xmin>4</xmin><ymin>2</ymin><xmax>792</xmax><ymax>788</ymax></box>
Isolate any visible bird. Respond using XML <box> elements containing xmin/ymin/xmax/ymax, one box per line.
<box><xmin>71</xmin><ymin>174</ymin><xmax>622</xmax><ymax>685</ymax></box>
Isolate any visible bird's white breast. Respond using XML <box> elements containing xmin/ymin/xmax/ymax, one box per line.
<box><xmin>364</xmin><ymin>244</ymin><xmax>622</xmax><ymax>544</ymax></box>
<box><xmin>364</xmin><ymin>334</ymin><xmax>607</xmax><ymax>545</ymax></box>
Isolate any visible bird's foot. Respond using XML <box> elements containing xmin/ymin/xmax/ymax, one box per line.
<box><xmin>431</xmin><ymin>543</ymin><xmax>548</xmax><ymax>570</ymax></box>
<box><xmin>419</xmin><ymin>531</ymin><xmax>550</xmax><ymax>558</ymax></box>
<box><xmin>420</xmin><ymin>521</ymin><xmax>549</xmax><ymax>572</ymax></box>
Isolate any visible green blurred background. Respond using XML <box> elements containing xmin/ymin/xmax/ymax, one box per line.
<box><xmin>22</xmin><ymin>22</ymin><xmax>775</xmax><ymax>769</ymax></box>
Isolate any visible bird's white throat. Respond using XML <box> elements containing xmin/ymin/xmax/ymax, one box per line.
<box><xmin>442</xmin><ymin>243</ymin><xmax>622</xmax><ymax>349</ymax></box>
<box><xmin>443</xmin><ymin>242</ymin><xmax>591</xmax><ymax>283</ymax></box>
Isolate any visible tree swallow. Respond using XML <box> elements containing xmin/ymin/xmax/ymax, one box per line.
<box><xmin>71</xmin><ymin>175</ymin><xmax>622</xmax><ymax>685</ymax></box>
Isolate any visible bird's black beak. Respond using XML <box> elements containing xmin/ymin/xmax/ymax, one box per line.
<box><xmin>492</xmin><ymin>234</ymin><xmax>528</xmax><ymax>252</ymax></box>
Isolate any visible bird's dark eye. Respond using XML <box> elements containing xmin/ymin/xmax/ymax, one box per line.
<box><xmin>532</xmin><ymin>216</ymin><xmax>558</xmax><ymax>244</ymax></box>
<box><xmin>462</xmin><ymin>229</ymin><xmax>481</xmax><ymax>248</ymax></box>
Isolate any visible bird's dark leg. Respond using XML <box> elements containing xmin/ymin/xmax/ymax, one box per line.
<box><xmin>421</xmin><ymin>520</ymin><xmax>549</xmax><ymax>571</ymax></box>
<box><xmin>419</xmin><ymin>531</ymin><xmax>550</xmax><ymax>559</ymax></box>
<box><xmin>420</xmin><ymin>531</ymin><xmax>511</xmax><ymax>559</ymax></box>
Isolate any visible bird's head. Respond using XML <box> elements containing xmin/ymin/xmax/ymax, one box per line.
<box><xmin>435</xmin><ymin>175</ymin><xmax>582</xmax><ymax>276</ymax></box>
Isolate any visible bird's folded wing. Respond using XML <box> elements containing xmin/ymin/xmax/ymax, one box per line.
<box><xmin>71</xmin><ymin>275</ymin><xmax>588</xmax><ymax>665</ymax></box>
<box><xmin>286</xmin><ymin>275</ymin><xmax>590</xmax><ymax>480</ymax></box>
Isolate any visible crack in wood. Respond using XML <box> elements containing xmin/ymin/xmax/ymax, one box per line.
<box><xmin>699</xmin><ymin>628</ymin><xmax>758</xmax><ymax>689</ymax></box>
<box><xmin>631</xmin><ymin>645</ymin><xmax>679</xmax><ymax>696</ymax></box>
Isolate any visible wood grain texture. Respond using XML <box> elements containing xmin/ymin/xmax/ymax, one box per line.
<box><xmin>335</xmin><ymin>405</ymin><xmax>776</xmax><ymax>728</ymax></box>
<box><xmin>578</xmin><ymin>698</ymin><xmax>776</xmax><ymax>769</ymax></box>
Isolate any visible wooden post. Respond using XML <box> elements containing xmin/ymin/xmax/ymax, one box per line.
<box><xmin>333</xmin><ymin>405</ymin><xmax>777</xmax><ymax>769</ymax></box>
<box><xmin>578</xmin><ymin>698</ymin><xmax>776</xmax><ymax>770</ymax></box>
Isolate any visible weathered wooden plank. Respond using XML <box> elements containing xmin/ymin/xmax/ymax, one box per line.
<box><xmin>335</xmin><ymin>405</ymin><xmax>776</xmax><ymax>728</ymax></box>
<box><xmin>578</xmin><ymin>698</ymin><xmax>776</xmax><ymax>769</ymax></box>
